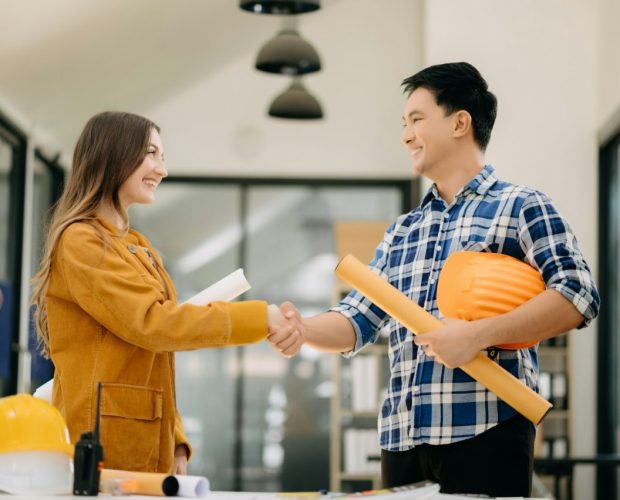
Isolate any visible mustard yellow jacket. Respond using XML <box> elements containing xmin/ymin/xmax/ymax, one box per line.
<box><xmin>46</xmin><ymin>217</ymin><xmax>267</xmax><ymax>473</ymax></box>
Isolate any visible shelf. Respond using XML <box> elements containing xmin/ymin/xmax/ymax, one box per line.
<box><xmin>336</xmin><ymin>472</ymin><xmax>381</xmax><ymax>481</ymax></box>
<box><xmin>538</xmin><ymin>346</ymin><xmax>568</xmax><ymax>356</ymax></box>
<box><xmin>545</xmin><ymin>410</ymin><xmax>569</xmax><ymax>419</ymax></box>
<box><xmin>358</xmin><ymin>343</ymin><xmax>388</xmax><ymax>355</ymax></box>
<box><xmin>340</xmin><ymin>410</ymin><xmax>379</xmax><ymax>419</ymax></box>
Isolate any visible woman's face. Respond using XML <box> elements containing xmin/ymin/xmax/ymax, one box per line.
<box><xmin>118</xmin><ymin>128</ymin><xmax>167</xmax><ymax>209</ymax></box>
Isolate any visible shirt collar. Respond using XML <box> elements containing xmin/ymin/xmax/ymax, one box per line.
<box><xmin>421</xmin><ymin>164</ymin><xmax>498</xmax><ymax>208</ymax></box>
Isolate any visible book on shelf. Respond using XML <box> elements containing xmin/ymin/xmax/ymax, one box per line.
<box><xmin>350</xmin><ymin>355</ymin><xmax>379</xmax><ymax>413</ymax></box>
<box><xmin>343</xmin><ymin>429</ymin><xmax>381</xmax><ymax>474</ymax></box>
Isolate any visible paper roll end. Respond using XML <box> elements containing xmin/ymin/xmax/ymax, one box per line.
<box><xmin>533</xmin><ymin>401</ymin><xmax>554</xmax><ymax>425</ymax></box>
<box><xmin>334</xmin><ymin>254</ymin><xmax>354</xmax><ymax>274</ymax></box>
<box><xmin>162</xmin><ymin>476</ymin><xmax>179</xmax><ymax>496</ymax></box>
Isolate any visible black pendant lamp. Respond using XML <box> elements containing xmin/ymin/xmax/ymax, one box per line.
<box><xmin>240</xmin><ymin>0</ymin><xmax>320</xmax><ymax>15</ymax></box>
<box><xmin>268</xmin><ymin>80</ymin><xmax>323</xmax><ymax>119</ymax></box>
<box><xmin>256</xmin><ymin>30</ymin><xmax>321</xmax><ymax>75</ymax></box>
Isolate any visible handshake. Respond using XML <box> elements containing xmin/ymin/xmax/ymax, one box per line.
<box><xmin>266</xmin><ymin>302</ymin><xmax>305</xmax><ymax>358</ymax></box>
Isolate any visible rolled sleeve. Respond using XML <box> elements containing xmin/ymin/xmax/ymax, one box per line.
<box><xmin>518</xmin><ymin>191</ymin><xmax>600</xmax><ymax>327</ymax></box>
<box><xmin>330</xmin><ymin>223</ymin><xmax>395</xmax><ymax>355</ymax></box>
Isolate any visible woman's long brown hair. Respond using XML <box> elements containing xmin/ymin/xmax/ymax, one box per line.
<box><xmin>32</xmin><ymin>111</ymin><xmax>159</xmax><ymax>357</ymax></box>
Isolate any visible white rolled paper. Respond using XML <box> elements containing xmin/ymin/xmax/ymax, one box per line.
<box><xmin>183</xmin><ymin>269</ymin><xmax>251</xmax><ymax>306</ymax></box>
<box><xmin>175</xmin><ymin>474</ymin><xmax>210</xmax><ymax>497</ymax></box>
<box><xmin>33</xmin><ymin>378</ymin><xmax>53</xmax><ymax>403</ymax></box>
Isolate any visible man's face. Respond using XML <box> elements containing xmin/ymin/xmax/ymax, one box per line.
<box><xmin>401</xmin><ymin>87</ymin><xmax>456</xmax><ymax>179</ymax></box>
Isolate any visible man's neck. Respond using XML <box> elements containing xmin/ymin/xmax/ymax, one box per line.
<box><xmin>432</xmin><ymin>150</ymin><xmax>485</xmax><ymax>204</ymax></box>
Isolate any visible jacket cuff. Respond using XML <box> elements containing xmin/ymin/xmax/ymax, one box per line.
<box><xmin>228</xmin><ymin>301</ymin><xmax>268</xmax><ymax>345</ymax></box>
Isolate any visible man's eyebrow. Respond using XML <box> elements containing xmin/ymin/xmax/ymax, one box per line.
<box><xmin>402</xmin><ymin>110</ymin><xmax>423</xmax><ymax>120</ymax></box>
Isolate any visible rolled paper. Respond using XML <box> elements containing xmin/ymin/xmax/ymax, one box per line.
<box><xmin>100</xmin><ymin>469</ymin><xmax>171</xmax><ymax>496</ymax></box>
<box><xmin>100</xmin><ymin>469</ymin><xmax>210</xmax><ymax>497</ymax></box>
<box><xmin>335</xmin><ymin>254</ymin><xmax>552</xmax><ymax>425</ymax></box>
<box><xmin>183</xmin><ymin>269</ymin><xmax>251</xmax><ymax>306</ymax></box>
<box><xmin>175</xmin><ymin>474</ymin><xmax>210</xmax><ymax>497</ymax></box>
<box><xmin>33</xmin><ymin>378</ymin><xmax>53</xmax><ymax>403</ymax></box>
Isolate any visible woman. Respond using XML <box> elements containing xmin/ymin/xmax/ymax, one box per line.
<box><xmin>31</xmin><ymin>111</ymin><xmax>302</xmax><ymax>474</ymax></box>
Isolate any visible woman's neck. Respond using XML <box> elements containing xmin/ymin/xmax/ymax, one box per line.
<box><xmin>97</xmin><ymin>203</ymin><xmax>127</xmax><ymax>230</ymax></box>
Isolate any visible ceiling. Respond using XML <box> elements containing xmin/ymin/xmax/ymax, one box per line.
<box><xmin>0</xmin><ymin>0</ymin><xmax>422</xmax><ymax>177</ymax></box>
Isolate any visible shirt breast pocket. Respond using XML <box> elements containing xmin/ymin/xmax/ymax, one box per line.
<box><xmin>459</xmin><ymin>239</ymin><xmax>499</xmax><ymax>253</ymax></box>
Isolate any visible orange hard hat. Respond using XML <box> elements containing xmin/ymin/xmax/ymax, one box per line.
<box><xmin>437</xmin><ymin>251</ymin><xmax>546</xmax><ymax>349</ymax></box>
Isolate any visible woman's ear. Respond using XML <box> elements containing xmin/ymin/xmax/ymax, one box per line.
<box><xmin>453</xmin><ymin>110</ymin><xmax>472</xmax><ymax>139</ymax></box>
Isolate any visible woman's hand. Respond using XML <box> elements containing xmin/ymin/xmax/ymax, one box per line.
<box><xmin>267</xmin><ymin>304</ymin><xmax>304</xmax><ymax>357</ymax></box>
<box><xmin>173</xmin><ymin>444</ymin><xmax>189</xmax><ymax>475</ymax></box>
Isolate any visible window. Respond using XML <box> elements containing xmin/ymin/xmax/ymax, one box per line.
<box><xmin>0</xmin><ymin>118</ymin><xmax>26</xmax><ymax>396</ymax></box>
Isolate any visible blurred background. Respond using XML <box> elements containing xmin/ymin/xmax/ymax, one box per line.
<box><xmin>1</xmin><ymin>1</ymin><xmax>619</xmax><ymax>498</ymax></box>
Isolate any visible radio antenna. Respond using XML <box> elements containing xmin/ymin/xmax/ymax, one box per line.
<box><xmin>94</xmin><ymin>382</ymin><xmax>102</xmax><ymax>442</ymax></box>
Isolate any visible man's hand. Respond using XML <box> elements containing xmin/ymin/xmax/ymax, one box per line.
<box><xmin>267</xmin><ymin>303</ymin><xmax>304</xmax><ymax>357</ymax></box>
<box><xmin>413</xmin><ymin>317</ymin><xmax>484</xmax><ymax>368</ymax></box>
<box><xmin>173</xmin><ymin>444</ymin><xmax>189</xmax><ymax>475</ymax></box>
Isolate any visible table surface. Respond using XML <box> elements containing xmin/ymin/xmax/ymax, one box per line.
<box><xmin>0</xmin><ymin>492</ymin><xmax>547</xmax><ymax>499</ymax></box>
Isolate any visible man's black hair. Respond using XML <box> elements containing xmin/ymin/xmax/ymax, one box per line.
<box><xmin>401</xmin><ymin>62</ymin><xmax>497</xmax><ymax>151</ymax></box>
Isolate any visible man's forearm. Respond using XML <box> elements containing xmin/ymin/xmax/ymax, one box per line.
<box><xmin>474</xmin><ymin>289</ymin><xmax>584</xmax><ymax>349</ymax></box>
<box><xmin>302</xmin><ymin>311</ymin><xmax>356</xmax><ymax>352</ymax></box>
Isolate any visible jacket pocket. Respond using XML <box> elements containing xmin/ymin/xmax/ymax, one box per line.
<box><xmin>99</xmin><ymin>383</ymin><xmax>163</xmax><ymax>472</ymax></box>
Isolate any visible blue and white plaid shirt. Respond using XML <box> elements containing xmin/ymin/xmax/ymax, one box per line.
<box><xmin>332</xmin><ymin>165</ymin><xmax>600</xmax><ymax>450</ymax></box>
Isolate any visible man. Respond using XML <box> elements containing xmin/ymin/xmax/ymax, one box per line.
<box><xmin>268</xmin><ymin>62</ymin><xmax>600</xmax><ymax>497</ymax></box>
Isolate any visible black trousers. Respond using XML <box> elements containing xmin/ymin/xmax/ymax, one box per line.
<box><xmin>381</xmin><ymin>415</ymin><xmax>535</xmax><ymax>497</ymax></box>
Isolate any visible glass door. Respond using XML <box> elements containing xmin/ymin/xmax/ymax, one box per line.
<box><xmin>241</xmin><ymin>184</ymin><xmax>404</xmax><ymax>492</ymax></box>
<box><xmin>130</xmin><ymin>177</ymin><xmax>412</xmax><ymax>492</ymax></box>
<box><xmin>0</xmin><ymin>120</ymin><xmax>26</xmax><ymax>396</ymax></box>
<box><xmin>131</xmin><ymin>182</ymin><xmax>244</xmax><ymax>490</ymax></box>
<box><xmin>27</xmin><ymin>153</ymin><xmax>64</xmax><ymax>391</ymax></box>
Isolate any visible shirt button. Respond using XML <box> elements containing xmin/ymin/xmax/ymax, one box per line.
<box><xmin>436</xmin><ymin>245</ymin><xmax>442</xmax><ymax>252</ymax></box>
<box><xmin>127</xmin><ymin>244</ymin><xmax>137</xmax><ymax>253</ymax></box>
<box><xmin>444</xmin><ymin>213</ymin><xmax>449</xmax><ymax>219</ymax></box>
<box><xmin>430</xmin><ymin>278</ymin><xmax>436</xmax><ymax>284</ymax></box>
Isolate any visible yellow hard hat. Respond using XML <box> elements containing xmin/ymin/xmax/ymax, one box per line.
<box><xmin>437</xmin><ymin>251</ymin><xmax>546</xmax><ymax>349</ymax></box>
<box><xmin>0</xmin><ymin>393</ymin><xmax>73</xmax><ymax>457</ymax></box>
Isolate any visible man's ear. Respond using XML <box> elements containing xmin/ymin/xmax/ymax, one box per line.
<box><xmin>453</xmin><ymin>110</ymin><xmax>472</xmax><ymax>139</ymax></box>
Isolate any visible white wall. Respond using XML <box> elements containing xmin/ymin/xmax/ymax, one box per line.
<box><xmin>598</xmin><ymin>0</ymin><xmax>620</xmax><ymax>139</ymax></box>
<box><xmin>424</xmin><ymin>1</ymin><xmax>598</xmax><ymax>497</ymax></box>
<box><xmin>148</xmin><ymin>0</ymin><xmax>423</xmax><ymax>178</ymax></box>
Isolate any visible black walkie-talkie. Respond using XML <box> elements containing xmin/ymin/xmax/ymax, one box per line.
<box><xmin>73</xmin><ymin>382</ymin><xmax>105</xmax><ymax>496</ymax></box>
